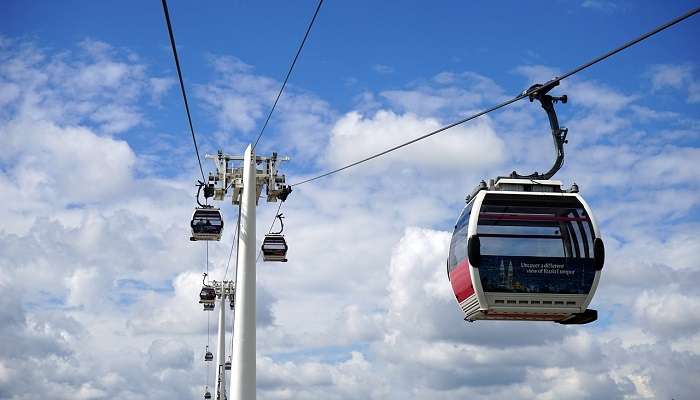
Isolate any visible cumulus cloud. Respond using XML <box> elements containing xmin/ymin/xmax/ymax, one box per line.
<box><xmin>381</xmin><ymin>71</ymin><xmax>505</xmax><ymax>117</ymax></box>
<box><xmin>195</xmin><ymin>55</ymin><xmax>334</xmax><ymax>161</ymax></box>
<box><xmin>648</xmin><ymin>64</ymin><xmax>700</xmax><ymax>103</ymax></box>
<box><xmin>325</xmin><ymin>110</ymin><xmax>505</xmax><ymax>172</ymax></box>
<box><xmin>147</xmin><ymin>339</ymin><xmax>193</xmax><ymax>370</ymax></box>
<box><xmin>635</xmin><ymin>291</ymin><xmax>700</xmax><ymax>338</ymax></box>
<box><xmin>0</xmin><ymin>38</ymin><xmax>215</xmax><ymax>399</ymax></box>
<box><xmin>373</xmin><ymin>64</ymin><xmax>394</xmax><ymax>74</ymax></box>
<box><xmin>581</xmin><ymin>0</ymin><xmax>617</xmax><ymax>12</ymax></box>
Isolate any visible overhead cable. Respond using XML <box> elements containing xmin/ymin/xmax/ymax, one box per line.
<box><xmin>252</xmin><ymin>0</ymin><xmax>325</xmax><ymax>150</ymax></box>
<box><xmin>161</xmin><ymin>0</ymin><xmax>206</xmax><ymax>181</ymax></box>
<box><xmin>555</xmin><ymin>5</ymin><xmax>700</xmax><ymax>83</ymax></box>
<box><xmin>291</xmin><ymin>94</ymin><xmax>527</xmax><ymax>187</ymax></box>
<box><xmin>290</xmin><ymin>5</ymin><xmax>700</xmax><ymax>187</ymax></box>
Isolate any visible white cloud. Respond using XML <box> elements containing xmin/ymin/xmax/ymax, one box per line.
<box><xmin>373</xmin><ymin>64</ymin><xmax>394</xmax><ymax>74</ymax></box>
<box><xmin>146</xmin><ymin>339</ymin><xmax>194</xmax><ymax>370</ymax></box>
<box><xmin>148</xmin><ymin>77</ymin><xmax>175</xmax><ymax>104</ymax></box>
<box><xmin>324</xmin><ymin>110</ymin><xmax>505</xmax><ymax>172</ymax></box>
<box><xmin>648</xmin><ymin>64</ymin><xmax>700</xmax><ymax>103</ymax></box>
<box><xmin>195</xmin><ymin>55</ymin><xmax>334</xmax><ymax>161</ymax></box>
<box><xmin>581</xmin><ymin>0</ymin><xmax>617</xmax><ymax>12</ymax></box>
<box><xmin>649</xmin><ymin>64</ymin><xmax>693</xmax><ymax>91</ymax></box>
<box><xmin>0</xmin><ymin>119</ymin><xmax>136</xmax><ymax>205</ymax></box>
<box><xmin>0</xmin><ymin>38</ymin><xmax>172</xmax><ymax>135</ymax></box>
<box><xmin>635</xmin><ymin>291</ymin><xmax>700</xmax><ymax>338</ymax></box>
<box><xmin>381</xmin><ymin>71</ymin><xmax>505</xmax><ymax>118</ymax></box>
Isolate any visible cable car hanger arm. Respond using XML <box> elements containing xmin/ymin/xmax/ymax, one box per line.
<box><xmin>507</xmin><ymin>80</ymin><xmax>568</xmax><ymax>180</ymax></box>
<box><xmin>271</xmin><ymin>213</ymin><xmax>285</xmax><ymax>235</ymax></box>
<box><xmin>195</xmin><ymin>180</ymin><xmax>215</xmax><ymax>208</ymax></box>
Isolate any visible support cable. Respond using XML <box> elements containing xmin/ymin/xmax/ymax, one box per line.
<box><xmin>555</xmin><ymin>6</ymin><xmax>700</xmax><ymax>83</ymax></box>
<box><xmin>290</xmin><ymin>95</ymin><xmax>526</xmax><ymax>187</ymax></box>
<box><xmin>161</xmin><ymin>0</ymin><xmax>206</xmax><ymax>181</ymax></box>
<box><xmin>289</xmin><ymin>5</ymin><xmax>700</xmax><ymax>188</ymax></box>
<box><xmin>252</xmin><ymin>0</ymin><xmax>325</xmax><ymax>150</ymax></box>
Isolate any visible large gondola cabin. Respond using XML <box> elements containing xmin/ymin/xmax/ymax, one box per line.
<box><xmin>447</xmin><ymin>178</ymin><xmax>604</xmax><ymax>324</ymax></box>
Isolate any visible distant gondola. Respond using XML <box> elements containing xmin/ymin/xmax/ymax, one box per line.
<box><xmin>261</xmin><ymin>213</ymin><xmax>288</xmax><ymax>262</ymax></box>
<box><xmin>190</xmin><ymin>207</ymin><xmax>224</xmax><ymax>241</ymax></box>
<box><xmin>199</xmin><ymin>286</ymin><xmax>216</xmax><ymax>311</ymax></box>
<box><xmin>261</xmin><ymin>234</ymin><xmax>288</xmax><ymax>262</ymax></box>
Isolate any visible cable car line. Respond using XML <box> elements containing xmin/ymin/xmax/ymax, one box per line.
<box><xmin>289</xmin><ymin>5</ymin><xmax>700</xmax><ymax>188</ymax></box>
<box><xmin>290</xmin><ymin>94</ymin><xmax>527</xmax><ymax>187</ymax></box>
<box><xmin>553</xmin><ymin>5</ymin><xmax>700</xmax><ymax>84</ymax></box>
<box><xmin>160</xmin><ymin>0</ymin><xmax>207</xmax><ymax>181</ymax></box>
<box><xmin>252</xmin><ymin>0</ymin><xmax>325</xmax><ymax>150</ymax></box>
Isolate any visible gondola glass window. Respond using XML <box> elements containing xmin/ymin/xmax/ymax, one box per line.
<box><xmin>477</xmin><ymin>194</ymin><xmax>596</xmax><ymax>294</ymax></box>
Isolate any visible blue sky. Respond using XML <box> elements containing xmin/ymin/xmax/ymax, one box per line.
<box><xmin>6</xmin><ymin>0</ymin><xmax>699</xmax><ymax>158</ymax></box>
<box><xmin>1</xmin><ymin>1</ymin><xmax>700</xmax><ymax>399</ymax></box>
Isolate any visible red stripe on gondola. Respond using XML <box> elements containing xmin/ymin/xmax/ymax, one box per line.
<box><xmin>449</xmin><ymin>259</ymin><xmax>474</xmax><ymax>302</ymax></box>
<box><xmin>479</xmin><ymin>213</ymin><xmax>590</xmax><ymax>222</ymax></box>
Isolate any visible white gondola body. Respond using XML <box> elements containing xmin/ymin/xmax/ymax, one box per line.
<box><xmin>448</xmin><ymin>178</ymin><xmax>603</xmax><ymax>324</ymax></box>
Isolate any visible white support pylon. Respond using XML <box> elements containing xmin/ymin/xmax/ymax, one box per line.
<box><xmin>215</xmin><ymin>289</ymin><xmax>226</xmax><ymax>399</ymax></box>
<box><xmin>229</xmin><ymin>144</ymin><xmax>256</xmax><ymax>400</ymax></box>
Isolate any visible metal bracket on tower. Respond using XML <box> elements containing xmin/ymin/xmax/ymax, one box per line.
<box><xmin>208</xmin><ymin>280</ymin><xmax>236</xmax><ymax>298</ymax></box>
<box><xmin>205</xmin><ymin>151</ymin><xmax>291</xmax><ymax>205</ymax></box>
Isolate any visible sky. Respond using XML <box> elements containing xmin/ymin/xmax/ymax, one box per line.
<box><xmin>1</xmin><ymin>0</ymin><xmax>699</xmax><ymax>399</ymax></box>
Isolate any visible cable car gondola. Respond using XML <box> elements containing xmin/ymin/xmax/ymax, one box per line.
<box><xmin>447</xmin><ymin>178</ymin><xmax>603</xmax><ymax>324</ymax></box>
<box><xmin>447</xmin><ymin>81</ymin><xmax>604</xmax><ymax>324</ymax></box>
<box><xmin>261</xmin><ymin>214</ymin><xmax>288</xmax><ymax>262</ymax></box>
<box><xmin>199</xmin><ymin>285</ymin><xmax>216</xmax><ymax>311</ymax></box>
<box><xmin>204</xmin><ymin>346</ymin><xmax>213</xmax><ymax>362</ymax></box>
<box><xmin>204</xmin><ymin>388</ymin><xmax>211</xmax><ymax>399</ymax></box>
<box><xmin>190</xmin><ymin>207</ymin><xmax>224</xmax><ymax>242</ymax></box>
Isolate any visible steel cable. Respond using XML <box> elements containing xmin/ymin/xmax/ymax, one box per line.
<box><xmin>161</xmin><ymin>0</ymin><xmax>207</xmax><ymax>181</ymax></box>
<box><xmin>290</xmin><ymin>6</ymin><xmax>700</xmax><ymax>187</ymax></box>
<box><xmin>252</xmin><ymin>0</ymin><xmax>325</xmax><ymax>150</ymax></box>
